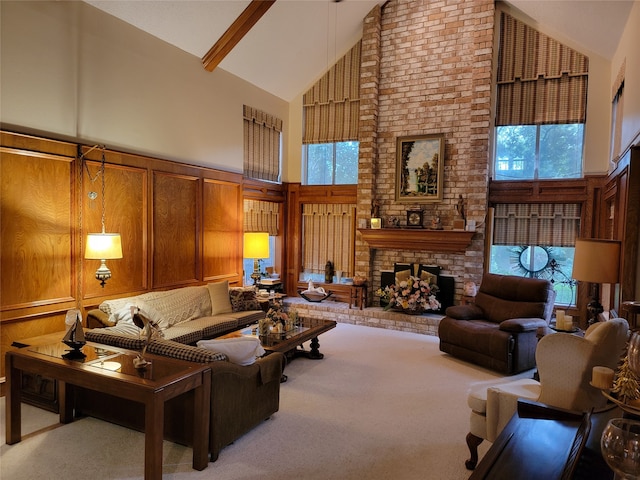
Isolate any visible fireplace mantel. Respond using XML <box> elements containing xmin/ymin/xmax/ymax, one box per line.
<box><xmin>358</xmin><ymin>228</ymin><xmax>475</xmax><ymax>253</ymax></box>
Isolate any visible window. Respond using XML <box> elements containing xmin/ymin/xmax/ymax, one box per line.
<box><xmin>489</xmin><ymin>203</ymin><xmax>581</xmax><ymax>306</ymax></box>
<box><xmin>243</xmin><ymin>105</ymin><xmax>282</xmax><ymax>182</ymax></box>
<box><xmin>494</xmin><ymin>13</ymin><xmax>588</xmax><ymax>181</ymax></box>
<box><xmin>243</xmin><ymin>235</ymin><xmax>277</xmax><ymax>286</ymax></box>
<box><xmin>303</xmin><ymin>141</ymin><xmax>359</xmax><ymax>185</ymax></box>
<box><xmin>610</xmin><ymin>60</ymin><xmax>625</xmax><ymax>163</ymax></box>
<box><xmin>494</xmin><ymin>124</ymin><xmax>584</xmax><ymax>180</ymax></box>
<box><xmin>300</xmin><ymin>203</ymin><xmax>355</xmax><ymax>282</ymax></box>
<box><xmin>489</xmin><ymin>245</ymin><xmax>576</xmax><ymax>305</ymax></box>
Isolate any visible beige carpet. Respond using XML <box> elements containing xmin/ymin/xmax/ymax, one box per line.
<box><xmin>0</xmin><ymin>323</ymin><xmax>529</xmax><ymax>479</ymax></box>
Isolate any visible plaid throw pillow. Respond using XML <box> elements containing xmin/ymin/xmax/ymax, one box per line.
<box><xmin>229</xmin><ymin>287</ymin><xmax>260</xmax><ymax>312</ymax></box>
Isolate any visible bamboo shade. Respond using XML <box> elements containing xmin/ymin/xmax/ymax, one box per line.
<box><xmin>302</xmin><ymin>203</ymin><xmax>355</xmax><ymax>276</ymax></box>
<box><xmin>243</xmin><ymin>199</ymin><xmax>280</xmax><ymax>236</ymax></box>
<box><xmin>493</xmin><ymin>203</ymin><xmax>581</xmax><ymax>247</ymax></box>
<box><xmin>496</xmin><ymin>12</ymin><xmax>588</xmax><ymax>126</ymax></box>
<box><xmin>303</xmin><ymin>41</ymin><xmax>361</xmax><ymax>144</ymax></box>
<box><xmin>243</xmin><ymin>105</ymin><xmax>283</xmax><ymax>182</ymax></box>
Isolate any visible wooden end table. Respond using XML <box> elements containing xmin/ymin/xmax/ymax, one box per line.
<box><xmin>6</xmin><ymin>339</ymin><xmax>211</xmax><ymax>480</ymax></box>
<box><xmin>349</xmin><ymin>284</ymin><xmax>367</xmax><ymax>310</ymax></box>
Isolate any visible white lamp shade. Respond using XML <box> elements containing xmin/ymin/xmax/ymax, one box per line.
<box><xmin>571</xmin><ymin>238</ymin><xmax>621</xmax><ymax>284</ymax></box>
<box><xmin>243</xmin><ymin>232</ymin><xmax>270</xmax><ymax>259</ymax></box>
<box><xmin>85</xmin><ymin>233</ymin><xmax>123</xmax><ymax>260</ymax></box>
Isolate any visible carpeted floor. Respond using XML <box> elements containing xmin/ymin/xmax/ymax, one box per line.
<box><xmin>0</xmin><ymin>323</ymin><xmax>529</xmax><ymax>479</ymax></box>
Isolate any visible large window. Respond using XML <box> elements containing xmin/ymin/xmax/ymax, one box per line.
<box><xmin>303</xmin><ymin>141</ymin><xmax>359</xmax><ymax>185</ymax></box>
<box><xmin>494</xmin><ymin>12</ymin><xmax>588</xmax><ymax>181</ymax></box>
<box><xmin>494</xmin><ymin>124</ymin><xmax>584</xmax><ymax>180</ymax></box>
<box><xmin>489</xmin><ymin>245</ymin><xmax>576</xmax><ymax>305</ymax></box>
<box><xmin>489</xmin><ymin>203</ymin><xmax>581</xmax><ymax>306</ymax></box>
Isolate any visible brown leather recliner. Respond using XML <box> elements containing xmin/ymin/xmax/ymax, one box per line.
<box><xmin>438</xmin><ymin>273</ymin><xmax>556</xmax><ymax>374</ymax></box>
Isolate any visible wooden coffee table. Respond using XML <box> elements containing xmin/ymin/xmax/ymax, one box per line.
<box><xmin>220</xmin><ymin>317</ymin><xmax>336</xmax><ymax>381</ymax></box>
<box><xmin>6</xmin><ymin>339</ymin><xmax>211</xmax><ymax>480</ymax></box>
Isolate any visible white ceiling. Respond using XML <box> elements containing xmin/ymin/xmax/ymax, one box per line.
<box><xmin>85</xmin><ymin>0</ymin><xmax>636</xmax><ymax>102</ymax></box>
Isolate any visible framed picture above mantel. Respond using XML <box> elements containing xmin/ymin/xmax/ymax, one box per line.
<box><xmin>395</xmin><ymin>134</ymin><xmax>444</xmax><ymax>203</ymax></box>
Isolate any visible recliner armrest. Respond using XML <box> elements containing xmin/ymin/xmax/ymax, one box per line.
<box><xmin>445</xmin><ymin>304</ymin><xmax>484</xmax><ymax>320</ymax></box>
<box><xmin>499</xmin><ymin>317</ymin><xmax>547</xmax><ymax>332</ymax></box>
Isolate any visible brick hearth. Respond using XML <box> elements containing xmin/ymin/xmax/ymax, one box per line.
<box><xmin>283</xmin><ymin>297</ymin><xmax>444</xmax><ymax>337</ymax></box>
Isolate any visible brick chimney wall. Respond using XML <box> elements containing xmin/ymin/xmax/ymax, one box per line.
<box><xmin>357</xmin><ymin>0</ymin><xmax>494</xmax><ymax>302</ymax></box>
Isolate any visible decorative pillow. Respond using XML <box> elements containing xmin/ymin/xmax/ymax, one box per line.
<box><xmin>100</xmin><ymin>296</ymin><xmax>138</xmax><ymax>316</ymax></box>
<box><xmin>420</xmin><ymin>270</ymin><xmax>437</xmax><ymax>285</ymax></box>
<box><xmin>197</xmin><ymin>336</ymin><xmax>265</xmax><ymax>366</ymax></box>
<box><xmin>135</xmin><ymin>299</ymin><xmax>168</xmax><ymax>330</ymax></box>
<box><xmin>109</xmin><ymin>303</ymin><xmax>136</xmax><ymax>325</ymax></box>
<box><xmin>229</xmin><ymin>287</ymin><xmax>260</xmax><ymax>312</ymax></box>
<box><xmin>208</xmin><ymin>280</ymin><xmax>233</xmax><ymax>315</ymax></box>
<box><xmin>395</xmin><ymin>269</ymin><xmax>411</xmax><ymax>284</ymax></box>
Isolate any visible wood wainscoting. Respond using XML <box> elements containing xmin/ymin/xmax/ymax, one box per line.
<box><xmin>0</xmin><ymin>130</ymin><xmax>248</xmax><ymax>383</ymax></box>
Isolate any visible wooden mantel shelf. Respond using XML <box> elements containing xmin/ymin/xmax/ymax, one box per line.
<box><xmin>358</xmin><ymin>228</ymin><xmax>475</xmax><ymax>253</ymax></box>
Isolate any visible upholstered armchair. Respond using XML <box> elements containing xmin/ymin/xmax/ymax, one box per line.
<box><xmin>464</xmin><ymin>317</ymin><xmax>629</xmax><ymax>470</ymax></box>
<box><xmin>438</xmin><ymin>273</ymin><xmax>556</xmax><ymax>374</ymax></box>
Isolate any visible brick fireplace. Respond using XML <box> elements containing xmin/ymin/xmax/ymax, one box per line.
<box><xmin>354</xmin><ymin>1</ymin><xmax>493</xmax><ymax>304</ymax></box>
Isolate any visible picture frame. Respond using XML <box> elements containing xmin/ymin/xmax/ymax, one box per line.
<box><xmin>395</xmin><ymin>134</ymin><xmax>444</xmax><ymax>203</ymax></box>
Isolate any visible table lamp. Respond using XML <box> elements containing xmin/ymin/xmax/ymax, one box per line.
<box><xmin>244</xmin><ymin>232</ymin><xmax>270</xmax><ymax>285</ymax></box>
<box><xmin>571</xmin><ymin>238</ymin><xmax>621</xmax><ymax>325</ymax></box>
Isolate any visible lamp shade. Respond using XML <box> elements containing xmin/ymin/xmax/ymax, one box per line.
<box><xmin>243</xmin><ymin>232</ymin><xmax>270</xmax><ymax>259</ymax></box>
<box><xmin>85</xmin><ymin>233</ymin><xmax>123</xmax><ymax>260</ymax></box>
<box><xmin>571</xmin><ymin>238</ymin><xmax>621</xmax><ymax>284</ymax></box>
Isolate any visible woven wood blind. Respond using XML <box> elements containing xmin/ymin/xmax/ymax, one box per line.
<box><xmin>303</xmin><ymin>41</ymin><xmax>361</xmax><ymax>144</ymax></box>
<box><xmin>493</xmin><ymin>203</ymin><xmax>581</xmax><ymax>247</ymax></box>
<box><xmin>243</xmin><ymin>105</ymin><xmax>283</xmax><ymax>182</ymax></box>
<box><xmin>496</xmin><ymin>13</ymin><xmax>588</xmax><ymax>126</ymax></box>
<box><xmin>611</xmin><ymin>60</ymin><xmax>625</xmax><ymax>162</ymax></box>
<box><xmin>244</xmin><ymin>199</ymin><xmax>280</xmax><ymax>236</ymax></box>
<box><xmin>302</xmin><ymin>203</ymin><xmax>355</xmax><ymax>276</ymax></box>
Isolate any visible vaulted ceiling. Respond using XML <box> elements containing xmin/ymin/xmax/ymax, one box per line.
<box><xmin>85</xmin><ymin>0</ymin><xmax>635</xmax><ymax>102</ymax></box>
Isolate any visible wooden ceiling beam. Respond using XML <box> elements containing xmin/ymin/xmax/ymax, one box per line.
<box><xmin>201</xmin><ymin>0</ymin><xmax>276</xmax><ymax>72</ymax></box>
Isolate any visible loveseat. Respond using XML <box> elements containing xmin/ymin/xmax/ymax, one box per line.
<box><xmin>438</xmin><ymin>273</ymin><xmax>556</xmax><ymax>374</ymax></box>
<box><xmin>80</xmin><ymin>282</ymin><xmax>285</xmax><ymax>461</ymax></box>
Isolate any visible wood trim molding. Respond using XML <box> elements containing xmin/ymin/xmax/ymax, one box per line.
<box><xmin>202</xmin><ymin>0</ymin><xmax>276</xmax><ymax>72</ymax></box>
<box><xmin>358</xmin><ymin>228</ymin><xmax>475</xmax><ymax>253</ymax></box>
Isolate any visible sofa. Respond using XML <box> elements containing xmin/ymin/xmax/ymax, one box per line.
<box><xmin>438</xmin><ymin>273</ymin><xmax>556</xmax><ymax>374</ymax></box>
<box><xmin>80</xmin><ymin>282</ymin><xmax>285</xmax><ymax>462</ymax></box>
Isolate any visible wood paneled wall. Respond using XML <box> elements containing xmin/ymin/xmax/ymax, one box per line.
<box><xmin>0</xmin><ymin>131</ymin><xmax>245</xmax><ymax>380</ymax></box>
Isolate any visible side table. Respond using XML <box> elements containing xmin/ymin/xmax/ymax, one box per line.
<box><xmin>349</xmin><ymin>284</ymin><xmax>367</xmax><ymax>310</ymax></box>
<box><xmin>461</xmin><ymin>295</ymin><xmax>476</xmax><ymax>305</ymax></box>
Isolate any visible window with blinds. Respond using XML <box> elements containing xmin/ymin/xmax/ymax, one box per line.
<box><xmin>243</xmin><ymin>199</ymin><xmax>280</xmax><ymax>236</ymax></box>
<box><xmin>301</xmin><ymin>203</ymin><xmax>356</xmax><ymax>279</ymax></box>
<box><xmin>302</xmin><ymin>42</ymin><xmax>360</xmax><ymax>186</ymax></box>
<box><xmin>243</xmin><ymin>106</ymin><xmax>283</xmax><ymax>183</ymax></box>
<box><xmin>611</xmin><ymin>60</ymin><xmax>625</xmax><ymax>164</ymax></box>
<box><xmin>494</xmin><ymin>12</ymin><xmax>587</xmax><ymax>180</ymax></box>
<box><xmin>489</xmin><ymin>203</ymin><xmax>581</xmax><ymax>305</ymax></box>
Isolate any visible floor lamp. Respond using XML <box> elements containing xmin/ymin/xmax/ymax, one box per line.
<box><xmin>571</xmin><ymin>238</ymin><xmax>621</xmax><ymax>326</ymax></box>
<box><xmin>244</xmin><ymin>232</ymin><xmax>270</xmax><ymax>285</ymax></box>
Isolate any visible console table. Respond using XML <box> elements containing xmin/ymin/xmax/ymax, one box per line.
<box><xmin>470</xmin><ymin>399</ymin><xmax>615</xmax><ymax>480</ymax></box>
<box><xmin>6</xmin><ymin>339</ymin><xmax>211</xmax><ymax>480</ymax></box>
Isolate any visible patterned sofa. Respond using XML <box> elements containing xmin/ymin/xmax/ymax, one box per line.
<box><xmin>80</xmin><ymin>282</ymin><xmax>284</xmax><ymax>462</ymax></box>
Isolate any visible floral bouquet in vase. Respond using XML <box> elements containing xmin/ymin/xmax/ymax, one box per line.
<box><xmin>266</xmin><ymin>298</ymin><xmax>290</xmax><ymax>333</ymax></box>
<box><xmin>376</xmin><ymin>276</ymin><xmax>440</xmax><ymax>314</ymax></box>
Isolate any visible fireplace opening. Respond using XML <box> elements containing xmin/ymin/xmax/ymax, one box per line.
<box><xmin>380</xmin><ymin>263</ymin><xmax>454</xmax><ymax>314</ymax></box>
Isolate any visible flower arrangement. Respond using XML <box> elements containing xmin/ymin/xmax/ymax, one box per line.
<box><xmin>376</xmin><ymin>276</ymin><xmax>440</xmax><ymax>314</ymax></box>
<box><xmin>264</xmin><ymin>298</ymin><xmax>297</xmax><ymax>333</ymax></box>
